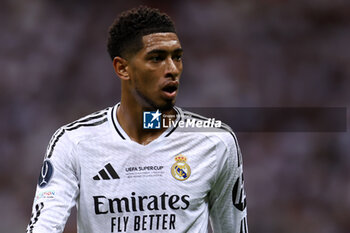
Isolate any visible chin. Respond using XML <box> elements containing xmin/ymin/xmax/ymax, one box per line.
<box><xmin>157</xmin><ymin>101</ymin><xmax>175</xmax><ymax>111</ymax></box>
<box><xmin>135</xmin><ymin>88</ymin><xmax>176</xmax><ymax>111</ymax></box>
<box><xmin>152</xmin><ymin>98</ymin><xmax>176</xmax><ymax>111</ymax></box>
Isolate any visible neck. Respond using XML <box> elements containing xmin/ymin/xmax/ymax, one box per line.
<box><xmin>117</xmin><ymin>98</ymin><xmax>176</xmax><ymax>145</ymax></box>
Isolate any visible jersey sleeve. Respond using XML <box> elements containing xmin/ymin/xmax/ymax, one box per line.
<box><xmin>208</xmin><ymin>133</ymin><xmax>248</xmax><ymax>233</ymax></box>
<box><xmin>26</xmin><ymin>128</ymin><xmax>79</xmax><ymax>233</ymax></box>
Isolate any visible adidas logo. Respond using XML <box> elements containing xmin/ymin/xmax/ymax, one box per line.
<box><xmin>93</xmin><ymin>163</ymin><xmax>120</xmax><ymax>180</ymax></box>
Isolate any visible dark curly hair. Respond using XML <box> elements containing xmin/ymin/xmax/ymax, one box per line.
<box><xmin>107</xmin><ymin>6</ymin><xmax>176</xmax><ymax>60</ymax></box>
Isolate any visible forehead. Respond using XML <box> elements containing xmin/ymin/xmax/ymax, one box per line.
<box><xmin>141</xmin><ymin>32</ymin><xmax>181</xmax><ymax>53</ymax></box>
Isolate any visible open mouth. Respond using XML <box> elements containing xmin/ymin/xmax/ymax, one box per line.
<box><xmin>161</xmin><ymin>82</ymin><xmax>179</xmax><ymax>99</ymax></box>
<box><xmin>162</xmin><ymin>85</ymin><xmax>178</xmax><ymax>94</ymax></box>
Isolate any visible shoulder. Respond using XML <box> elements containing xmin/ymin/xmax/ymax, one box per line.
<box><xmin>179</xmin><ymin>108</ymin><xmax>242</xmax><ymax>167</ymax></box>
<box><xmin>178</xmin><ymin>107</ymin><xmax>239</xmax><ymax>149</ymax></box>
<box><xmin>62</xmin><ymin>107</ymin><xmax>111</xmax><ymax>138</ymax></box>
<box><xmin>179</xmin><ymin>107</ymin><xmax>243</xmax><ymax>168</ymax></box>
<box><xmin>46</xmin><ymin>107</ymin><xmax>111</xmax><ymax>158</ymax></box>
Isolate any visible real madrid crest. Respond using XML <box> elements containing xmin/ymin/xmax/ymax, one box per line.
<box><xmin>171</xmin><ymin>154</ymin><xmax>191</xmax><ymax>181</ymax></box>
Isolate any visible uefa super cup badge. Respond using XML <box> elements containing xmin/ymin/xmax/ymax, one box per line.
<box><xmin>171</xmin><ymin>155</ymin><xmax>191</xmax><ymax>181</ymax></box>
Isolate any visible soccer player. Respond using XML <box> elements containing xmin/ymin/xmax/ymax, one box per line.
<box><xmin>27</xmin><ymin>6</ymin><xmax>248</xmax><ymax>233</ymax></box>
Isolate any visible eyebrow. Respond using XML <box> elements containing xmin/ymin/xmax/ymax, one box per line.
<box><xmin>146</xmin><ymin>48</ymin><xmax>183</xmax><ymax>55</ymax></box>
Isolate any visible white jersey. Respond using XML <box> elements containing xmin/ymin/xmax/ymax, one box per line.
<box><xmin>27</xmin><ymin>103</ymin><xmax>248</xmax><ymax>233</ymax></box>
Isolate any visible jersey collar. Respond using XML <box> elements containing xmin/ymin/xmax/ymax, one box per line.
<box><xmin>110</xmin><ymin>102</ymin><xmax>182</xmax><ymax>142</ymax></box>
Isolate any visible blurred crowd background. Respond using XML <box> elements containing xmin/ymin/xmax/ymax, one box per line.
<box><xmin>1</xmin><ymin>0</ymin><xmax>349</xmax><ymax>232</ymax></box>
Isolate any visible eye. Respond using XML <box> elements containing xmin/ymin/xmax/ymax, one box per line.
<box><xmin>173</xmin><ymin>54</ymin><xmax>182</xmax><ymax>62</ymax></box>
<box><xmin>149</xmin><ymin>56</ymin><xmax>164</xmax><ymax>62</ymax></box>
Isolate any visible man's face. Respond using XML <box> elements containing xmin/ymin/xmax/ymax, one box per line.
<box><xmin>126</xmin><ymin>32</ymin><xmax>183</xmax><ymax>110</ymax></box>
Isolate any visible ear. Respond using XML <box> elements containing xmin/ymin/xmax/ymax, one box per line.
<box><xmin>113</xmin><ymin>56</ymin><xmax>129</xmax><ymax>80</ymax></box>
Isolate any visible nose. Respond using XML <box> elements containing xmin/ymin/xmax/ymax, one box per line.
<box><xmin>165</xmin><ymin>57</ymin><xmax>181</xmax><ymax>79</ymax></box>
